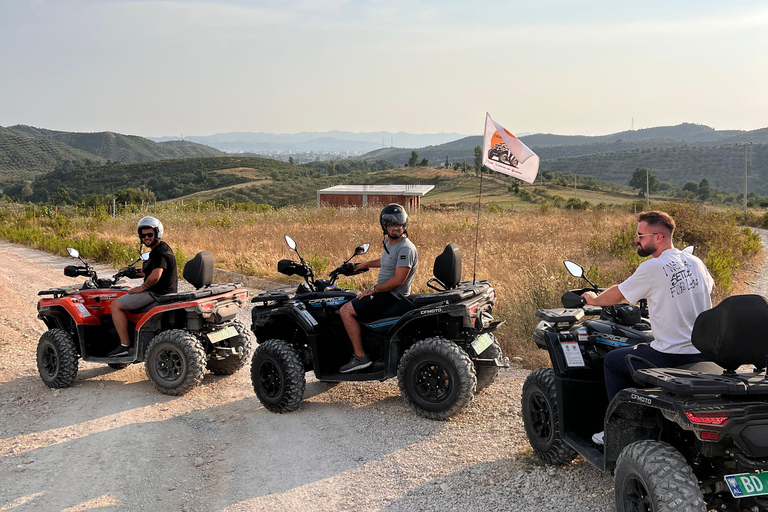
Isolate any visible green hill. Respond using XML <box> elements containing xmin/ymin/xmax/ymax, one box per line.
<box><xmin>0</xmin><ymin>126</ymin><xmax>105</xmax><ymax>179</ymax></box>
<box><xmin>24</xmin><ymin>156</ymin><xmax>296</xmax><ymax>203</ymax></box>
<box><xmin>7</xmin><ymin>125</ymin><xmax>226</xmax><ymax>164</ymax></box>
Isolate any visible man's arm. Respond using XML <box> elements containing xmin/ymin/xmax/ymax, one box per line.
<box><xmin>356</xmin><ymin>266</ymin><xmax>410</xmax><ymax>299</ymax></box>
<box><xmin>582</xmin><ymin>284</ymin><xmax>626</xmax><ymax>306</ymax></box>
<box><xmin>129</xmin><ymin>268</ymin><xmax>163</xmax><ymax>294</ymax></box>
<box><xmin>355</xmin><ymin>258</ymin><xmax>381</xmax><ymax>271</ymax></box>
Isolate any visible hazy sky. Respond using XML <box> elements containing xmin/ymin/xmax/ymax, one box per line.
<box><xmin>2</xmin><ymin>0</ymin><xmax>766</xmax><ymax>138</ymax></box>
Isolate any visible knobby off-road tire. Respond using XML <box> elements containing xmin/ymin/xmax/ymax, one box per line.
<box><xmin>522</xmin><ymin>368</ymin><xmax>578</xmax><ymax>465</ymax></box>
<box><xmin>37</xmin><ymin>329</ymin><xmax>79</xmax><ymax>389</ymax></box>
<box><xmin>206</xmin><ymin>321</ymin><xmax>253</xmax><ymax>375</ymax></box>
<box><xmin>398</xmin><ymin>337</ymin><xmax>477</xmax><ymax>421</ymax></box>
<box><xmin>250</xmin><ymin>339</ymin><xmax>306</xmax><ymax>413</ymax></box>
<box><xmin>108</xmin><ymin>363</ymin><xmax>130</xmax><ymax>370</ymax></box>
<box><xmin>145</xmin><ymin>330</ymin><xmax>206</xmax><ymax>396</ymax></box>
<box><xmin>474</xmin><ymin>334</ymin><xmax>501</xmax><ymax>393</ymax></box>
<box><xmin>615</xmin><ymin>440</ymin><xmax>705</xmax><ymax>512</ymax></box>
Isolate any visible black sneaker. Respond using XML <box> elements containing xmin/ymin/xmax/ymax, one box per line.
<box><xmin>340</xmin><ymin>355</ymin><xmax>372</xmax><ymax>373</ymax></box>
<box><xmin>108</xmin><ymin>344</ymin><xmax>132</xmax><ymax>357</ymax></box>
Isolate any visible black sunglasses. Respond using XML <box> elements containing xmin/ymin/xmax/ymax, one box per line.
<box><xmin>140</xmin><ymin>233</ymin><xmax>155</xmax><ymax>239</ymax></box>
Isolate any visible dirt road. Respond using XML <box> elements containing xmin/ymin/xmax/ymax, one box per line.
<box><xmin>0</xmin><ymin>239</ymin><xmax>658</xmax><ymax>512</ymax></box>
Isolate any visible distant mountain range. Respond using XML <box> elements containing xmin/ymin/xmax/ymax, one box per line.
<box><xmin>0</xmin><ymin>125</ymin><xmax>225</xmax><ymax>179</ymax></box>
<box><xmin>148</xmin><ymin>131</ymin><xmax>469</xmax><ymax>154</ymax></box>
<box><xmin>360</xmin><ymin>123</ymin><xmax>768</xmax><ymax>194</ymax></box>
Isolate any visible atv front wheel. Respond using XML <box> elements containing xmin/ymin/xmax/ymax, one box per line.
<box><xmin>206</xmin><ymin>321</ymin><xmax>253</xmax><ymax>375</ymax></box>
<box><xmin>521</xmin><ymin>368</ymin><xmax>577</xmax><ymax>465</ymax></box>
<box><xmin>615</xmin><ymin>440</ymin><xmax>705</xmax><ymax>512</ymax></box>
<box><xmin>37</xmin><ymin>329</ymin><xmax>79</xmax><ymax>388</ymax></box>
<box><xmin>251</xmin><ymin>339</ymin><xmax>306</xmax><ymax>413</ymax></box>
<box><xmin>474</xmin><ymin>334</ymin><xmax>501</xmax><ymax>393</ymax></box>
<box><xmin>398</xmin><ymin>337</ymin><xmax>476</xmax><ymax>420</ymax></box>
<box><xmin>145</xmin><ymin>330</ymin><xmax>206</xmax><ymax>396</ymax></box>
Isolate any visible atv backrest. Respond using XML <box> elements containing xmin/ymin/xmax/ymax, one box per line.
<box><xmin>432</xmin><ymin>243</ymin><xmax>461</xmax><ymax>290</ymax></box>
<box><xmin>183</xmin><ymin>251</ymin><xmax>214</xmax><ymax>289</ymax></box>
<box><xmin>691</xmin><ymin>294</ymin><xmax>768</xmax><ymax>371</ymax></box>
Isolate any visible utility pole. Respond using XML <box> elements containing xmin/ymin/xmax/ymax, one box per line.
<box><xmin>646</xmin><ymin>168</ymin><xmax>650</xmax><ymax>208</ymax></box>
<box><xmin>738</xmin><ymin>142</ymin><xmax>753</xmax><ymax>217</ymax></box>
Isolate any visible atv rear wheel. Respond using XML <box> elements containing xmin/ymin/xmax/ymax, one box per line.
<box><xmin>37</xmin><ymin>329</ymin><xmax>79</xmax><ymax>389</ymax></box>
<box><xmin>398</xmin><ymin>337</ymin><xmax>476</xmax><ymax>420</ymax></box>
<box><xmin>251</xmin><ymin>339</ymin><xmax>306</xmax><ymax>413</ymax></box>
<box><xmin>474</xmin><ymin>334</ymin><xmax>501</xmax><ymax>393</ymax></box>
<box><xmin>522</xmin><ymin>368</ymin><xmax>577</xmax><ymax>465</ymax></box>
<box><xmin>615</xmin><ymin>440</ymin><xmax>705</xmax><ymax>512</ymax></box>
<box><xmin>206</xmin><ymin>321</ymin><xmax>253</xmax><ymax>375</ymax></box>
<box><xmin>145</xmin><ymin>330</ymin><xmax>206</xmax><ymax>396</ymax></box>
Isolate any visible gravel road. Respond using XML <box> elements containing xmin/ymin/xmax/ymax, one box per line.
<box><xmin>1</xmin><ymin>233</ymin><xmax>766</xmax><ymax>512</ymax></box>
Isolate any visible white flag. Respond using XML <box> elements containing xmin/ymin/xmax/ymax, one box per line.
<box><xmin>482</xmin><ymin>112</ymin><xmax>539</xmax><ymax>184</ymax></box>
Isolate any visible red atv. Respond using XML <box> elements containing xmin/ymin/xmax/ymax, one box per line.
<box><xmin>36</xmin><ymin>247</ymin><xmax>252</xmax><ymax>395</ymax></box>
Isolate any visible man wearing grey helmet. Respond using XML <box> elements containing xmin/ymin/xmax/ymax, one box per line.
<box><xmin>108</xmin><ymin>216</ymin><xmax>177</xmax><ymax>357</ymax></box>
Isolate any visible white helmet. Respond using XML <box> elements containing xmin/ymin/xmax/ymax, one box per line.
<box><xmin>137</xmin><ymin>216</ymin><xmax>164</xmax><ymax>240</ymax></box>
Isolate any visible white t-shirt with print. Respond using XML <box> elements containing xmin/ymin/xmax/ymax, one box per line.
<box><xmin>618</xmin><ymin>248</ymin><xmax>714</xmax><ymax>354</ymax></box>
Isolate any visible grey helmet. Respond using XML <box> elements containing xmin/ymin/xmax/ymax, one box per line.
<box><xmin>137</xmin><ymin>216</ymin><xmax>164</xmax><ymax>240</ymax></box>
<box><xmin>379</xmin><ymin>203</ymin><xmax>408</xmax><ymax>233</ymax></box>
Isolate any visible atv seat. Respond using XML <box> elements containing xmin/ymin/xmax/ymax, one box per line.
<box><xmin>151</xmin><ymin>251</ymin><xmax>241</xmax><ymax>305</ymax></box>
<box><xmin>633</xmin><ymin>295</ymin><xmax>768</xmax><ymax>395</ymax></box>
<box><xmin>407</xmin><ymin>243</ymin><xmax>489</xmax><ymax>305</ymax></box>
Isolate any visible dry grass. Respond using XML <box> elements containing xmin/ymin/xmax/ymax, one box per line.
<box><xmin>84</xmin><ymin>207</ymin><xmax>642</xmax><ymax>366</ymax></box>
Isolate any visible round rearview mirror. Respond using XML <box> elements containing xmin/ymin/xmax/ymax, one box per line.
<box><xmin>356</xmin><ymin>243</ymin><xmax>370</xmax><ymax>256</ymax></box>
<box><xmin>682</xmin><ymin>245</ymin><xmax>695</xmax><ymax>255</ymax></box>
<box><xmin>284</xmin><ymin>235</ymin><xmax>297</xmax><ymax>251</ymax></box>
<box><xmin>563</xmin><ymin>260</ymin><xmax>584</xmax><ymax>278</ymax></box>
<box><xmin>140</xmin><ymin>252</ymin><xmax>150</xmax><ymax>261</ymax></box>
<box><xmin>67</xmin><ymin>248</ymin><xmax>80</xmax><ymax>259</ymax></box>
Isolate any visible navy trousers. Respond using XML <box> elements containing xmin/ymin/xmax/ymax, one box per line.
<box><xmin>604</xmin><ymin>343</ymin><xmax>707</xmax><ymax>401</ymax></box>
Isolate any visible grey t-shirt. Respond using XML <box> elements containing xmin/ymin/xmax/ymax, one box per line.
<box><xmin>377</xmin><ymin>237</ymin><xmax>418</xmax><ymax>296</ymax></box>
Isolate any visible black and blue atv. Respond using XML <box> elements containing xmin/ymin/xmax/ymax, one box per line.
<box><xmin>249</xmin><ymin>236</ymin><xmax>506</xmax><ymax>420</ymax></box>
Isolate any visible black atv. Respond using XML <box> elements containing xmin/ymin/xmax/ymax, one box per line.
<box><xmin>523</xmin><ymin>260</ymin><xmax>768</xmax><ymax>511</ymax></box>
<box><xmin>249</xmin><ymin>235</ymin><xmax>507</xmax><ymax>420</ymax></box>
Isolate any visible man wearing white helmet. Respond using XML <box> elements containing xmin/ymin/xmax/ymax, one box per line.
<box><xmin>108</xmin><ymin>216</ymin><xmax>177</xmax><ymax>357</ymax></box>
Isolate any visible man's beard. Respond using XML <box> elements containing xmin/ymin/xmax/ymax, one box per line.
<box><xmin>636</xmin><ymin>243</ymin><xmax>654</xmax><ymax>257</ymax></box>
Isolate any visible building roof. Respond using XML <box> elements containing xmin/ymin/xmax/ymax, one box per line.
<box><xmin>318</xmin><ymin>184</ymin><xmax>435</xmax><ymax>196</ymax></box>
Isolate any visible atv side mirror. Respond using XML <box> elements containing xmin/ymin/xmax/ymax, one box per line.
<box><xmin>140</xmin><ymin>252</ymin><xmax>150</xmax><ymax>261</ymax></box>
<box><xmin>67</xmin><ymin>248</ymin><xmax>80</xmax><ymax>259</ymax></box>
<box><xmin>284</xmin><ymin>235</ymin><xmax>297</xmax><ymax>251</ymax></box>
<box><xmin>564</xmin><ymin>260</ymin><xmax>584</xmax><ymax>278</ymax></box>
<box><xmin>682</xmin><ymin>245</ymin><xmax>695</xmax><ymax>255</ymax></box>
<box><xmin>355</xmin><ymin>243</ymin><xmax>370</xmax><ymax>256</ymax></box>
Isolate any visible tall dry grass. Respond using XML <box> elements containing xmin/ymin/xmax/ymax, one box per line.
<box><xmin>3</xmin><ymin>204</ymin><xmax>760</xmax><ymax>367</ymax></box>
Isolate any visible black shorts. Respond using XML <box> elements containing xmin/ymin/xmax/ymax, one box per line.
<box><xmin>350</xmin><ymin>292</ymin><xmax>412</xmax><ymax>321</ymax></box>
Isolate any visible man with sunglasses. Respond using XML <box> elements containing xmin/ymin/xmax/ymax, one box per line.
<box><xmin>338</xmin><ymin>204</ymin><xmax>418</xmax><ymax>373</ymax></box>
<box><xmin>108</xmin><ymin>216</ymin><xmax>177</xmax><ymax>357</ymax></box>
<box><xmin>582</xmin><ymin>211</ymin><xmax>714</xmax><ymax>445</ymax></box>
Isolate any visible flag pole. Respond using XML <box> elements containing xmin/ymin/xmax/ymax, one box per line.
<box><xmin>472</xmin><ymin>165</ymin><xmax>484</xmax><ymax>285</ymax></box>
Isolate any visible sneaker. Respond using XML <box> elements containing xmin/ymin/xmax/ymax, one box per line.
<box><xmin>592</xmin><ymin>431</ymin><xmax>604</xmax><ymax>445</ymax></box>
<box><xmin>340</xmin><ymin>355</ymin><xmax>372</xmax><ymax>373</ymax></box>
<box><xmin>108</xmin><ymin>344</ymin><xmax>132</xmax><ymax>357</ymax></box>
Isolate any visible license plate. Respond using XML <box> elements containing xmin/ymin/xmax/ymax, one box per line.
<box><xmin>725</xmin><ymin>472</ymin><xmax>768</xmax><ymax>498</ymax></box>
<box><xmin>472</xmin><ymin>333</ymin><xmax>493</xmax><ymax>355</ymax></box>
<box><xmin>207</xmin><ymin>326</ymin><xmax>238</xmax><ymax>343</ymax></box>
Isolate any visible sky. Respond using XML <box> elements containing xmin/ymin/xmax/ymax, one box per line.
<box><xmin>1</xmin><ymin>0</ymin><xmax>767</xmax><ymax>138</ymax></box>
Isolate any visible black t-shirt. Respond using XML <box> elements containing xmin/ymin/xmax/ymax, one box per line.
<box><xmin>141</xmin><ymin>241</ymin><xmax>177</xmax><ymax>295</ymax></box>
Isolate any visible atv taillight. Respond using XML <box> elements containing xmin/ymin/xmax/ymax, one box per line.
<box><xmin>235</xmin><ymin>291</ymin><xmax>248</xmax><ymax>305</ymax></box>
<box><xmin>196</xmin><ymin>301</ymin><xmax>216</xmax><ymax>318</ymax></box>
<box><xmin>700</xmin><ymin>431</ymin><xmax>720</xmax><ymax>441</ymax></box>
<box><xmin>685</xmin><ymin>411</ymin><xmax>730</xmax><ymax>426</ymax></box>
<box><xmin>468</xmin><ymin>303</ymin><xmax>479</xmax><ymax>317</ymax></box>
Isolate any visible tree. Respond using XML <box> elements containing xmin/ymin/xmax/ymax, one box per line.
<box><xmin>419</xmin><ymin>158</ymin><xmax>429</xmax><ymax>167</ymax></box>
<box><xmin>445</xmin><ymin>156</ymin><xmax>449</xmax><ymax>168</ymax></box>
<box><xmin>629</xmin><ymin>168</ymin><xmax>658</xmax><ymax>197</ymax></box>
<box><xmin>328</xmin><ymin>161</ymin><xmax>336</xmax><ymax>176</ymax></box>
<box><xmin>698</xmin><ymin>178</ymin><xmax>711</xmax><ymax>201</ymax></box>
<box><xmin>474</xmin><ymin>146</ymin><xmax>483</xmax><ymax>174</ymax></box>
<box><xmin>288</xmin><ymin>156</ymin><xmax>295</xmax><ymax>165</ymax></box>
<box><xmin>683</xmin><ymin>182</ymin><xmax>698</xmax><ymax>193</ymax></box>
<box><xmin>408</xmin><ymin>151</ymin><xmax>419</xmax><ymax>167</ymax></box>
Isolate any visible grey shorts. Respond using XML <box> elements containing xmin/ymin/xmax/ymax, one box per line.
<box><xmin>117</xmin><ymin>291</ymin><xmax>157</xmax><ymax>310</ymax></box>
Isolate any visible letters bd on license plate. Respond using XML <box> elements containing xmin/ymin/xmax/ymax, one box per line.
<box><xmin>725</xmin><ymin>472</ymin><xmax>768</xmax><ymax>498</ymax></box>
<box><xmin>207</xmin><ymin>326</ymin><xmax>238</xmax><ymax>343</ymax></box>
<box><xmin>472</xmin><ymin>333</ymin><xmax>493</xmax><ymax>355</ymax></box>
